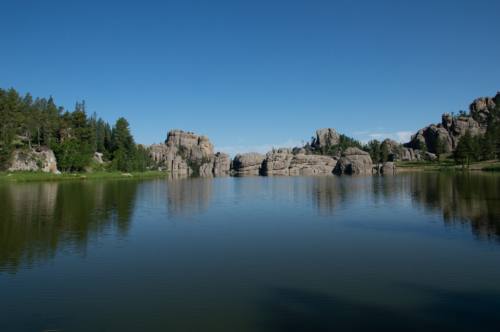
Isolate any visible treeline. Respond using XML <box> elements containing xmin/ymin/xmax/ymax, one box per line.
<box><xmin>312</xmin><ymin>133</ymin><xmax>393</xmax><ymax>166</ymax></box>
<box><xmin>0</xmin><ymin>87</ymin><xmax>154</xmax><ymax>172</ymax></box>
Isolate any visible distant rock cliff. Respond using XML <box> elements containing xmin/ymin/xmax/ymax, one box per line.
<box><xmin>146</xmin><ymin>129</ymin><xmax>224</xmax><ymax>175</ymax></box>
<box><xmin>405</xmin><ymin>91</ymin><xmax>499</xmax><ymax>153</ymax></box>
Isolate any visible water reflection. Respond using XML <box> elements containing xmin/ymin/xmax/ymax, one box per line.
<box><xmin>0</xmin><ymin>180</ymin><xmax>138</xmax><ymax>272</ymax></box>
<box><xmin>1</xmin><ymin>173</ymin><xmax>499</xmax><ymax>273</ymax></box>
<box><xmin>406</xmin><ymin>172</ymin><xmax>500</xmax><ymax>240</ymax></box>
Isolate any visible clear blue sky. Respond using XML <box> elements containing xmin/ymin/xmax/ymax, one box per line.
<box><xmin>1</xmin><ymin>0</ymin><xmax>499</xmax><ymax>156</ymax></box>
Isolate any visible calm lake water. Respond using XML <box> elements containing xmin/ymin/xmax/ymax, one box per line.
<box><xmin>1</xmin><ymin>172</ymin><xmax>500</xmax><ymax>331</ymax></box>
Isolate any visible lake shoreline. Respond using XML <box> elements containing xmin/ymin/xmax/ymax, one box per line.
<box><xmin>0</xmin><ymin>170</ymin><xmax>172</xmax><ymax>183</ymax></box>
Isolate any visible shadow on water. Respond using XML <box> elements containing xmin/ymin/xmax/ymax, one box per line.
<box><xmin>259</xmin><ymin>286</ymin><xmax>500</xmax><ymax>332</ymax></box>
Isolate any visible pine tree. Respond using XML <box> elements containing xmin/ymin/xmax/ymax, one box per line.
<box><xmin>419</xmin><ymin>141</ymin><xmax>428</xmax><ymax>164</ymax></box>
<box><xmin>380</xmin><ymin>140</ymin><xmax>389</xmax><ymax>163</ymax></box>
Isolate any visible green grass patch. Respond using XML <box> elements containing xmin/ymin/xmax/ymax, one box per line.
<box><xmin>0</xmin><ymin>170</ymin><xmax>171</xmax><ymax>183</ymax></box>
<box><xmin>438</xmin><ymin>167</ymin><xmax>468</xmax><ymax>172</ymax></box>
<box><xmin>482</xmin><ymin>165</ymin><xmax>500</xmax><ymax>172</ymax></box>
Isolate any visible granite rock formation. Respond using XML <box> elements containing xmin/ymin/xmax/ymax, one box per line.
<box><xmin>233</xmin><ymin>152</ymin><xmax>265</xmax><ymax>175</ymax></box>
<box><xmin>469</xmin><ymin>94</ymin><xmax>497</xmax><ymax>122</ymax></box>
<box><xmin>166</xmin><ymin>129</ymin><xmax>214</xmax><ymax>159</ymax></box>
<box><xmin>94</xmin><ymin>152</ymin><xmax>104</xmax><ymax>163</ymax></box>
<box><xmin>406</xmin><ymin>92</ymin><xmax>499</xmax><ymax>153</ymax></box>
<box><xmin>334</xmin><ymin>147</ymin><xmax>372</xmax><ymax>174</ymax></box>
<box><xmin>146</xmin><ymin>129</ymin><xmax>215</xmax><ymax>173</ymax></box>
<box><xmin>9</xmin><ymin>148</ymin><xmax>59</xmax><ymax>173</ymax></box>
<box><xmin>380</xmin><ymin>162</ymin><xmax>397</xmax><ymax>174</ymax></box>
<box><xmin>288</xmin><ymin>154</ymin><xmax>337</xmax><ymax>175</ymax></box>
<box><xmin>313</xmin><ymin>128</ymin><xmax>340</xmax><ymax>148</ymax></box>
<box><xmin>199</xmin><ymin>152</ymin><xmax>232</xmax><ymax>177</ymax></box>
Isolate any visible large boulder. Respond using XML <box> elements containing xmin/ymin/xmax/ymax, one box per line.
<box><xmin>380</xmin><ymin>162</ymin><xmax>397</xmax><ymax>174</ymax></box>
<box><xmin>9</xmin><ymin>148</ymin><xmax>59</xmax><ymax>173</ymax></box>
<box><xmin>262</xmin><ymin>149</ymin><xmax>294</xmax><ymax>175</ymax></box>
<box><xmin>94</xmin><ymin>152</ymin><xmax>103</xmax><ymax>163</ymax></box>
<box><xmin>334</xmin><ymin>147</ymin><xmax>372</xmax><ymax>174</ymax></box>
<box><xmin>233</xmin><ymin>152</ymin><xmax>265</xmax><ymax>175</ymax></box>
<box><xmin>199</xmin><ymin>152</ymin><xmax>232</xmax><ymax>177</ymax></box>
<box><xmin>469</xmin><ymin>95</ymin><xmax>497</xmax><ymax>122</ymax></box>
<box><xmin>289</xmin><ymin>154</ymin><xmax>337</xmax><ymax>175</ymax></box>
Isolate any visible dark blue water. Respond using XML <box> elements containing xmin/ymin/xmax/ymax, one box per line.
<box><xmin>1</xmin><ymin>172</ymin><xmax>499</xmax><ymax>331</ymax></box>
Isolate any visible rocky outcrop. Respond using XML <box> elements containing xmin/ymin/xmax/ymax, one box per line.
<box><xmin>262</xmin><ymin>148</ymin><xmax>294</xmax><ymax>175</ymax></box>
<box><xmin>289</xmin><ymin>154</ymin><xmax>337</xmax><ymax>175</ymax></box>
<box><xmin>259</xmin><ymin>148</ymin><xmax>338</xmax><ymax>175</ymax></box>
<box><xmin>233</xmin><ymin>152</ymin><xmax>265</xmax><ymax>175</ymax></box>
<box><xmin>380</xmin><ymin>162</ymin><xmax>397</xmax><ymax>174</ymax></box>
<box><xmin>146</xmin><ymin>130</ymin><xmax>216</xmax><ymax>173</ymax></box>
<box><xmin>469</xmin><ymin>94</ymin><xmax>498</xmax><ymax>122</ymax></box>
<box><xmin>406</xmin><ymin>92</ymin><xmax>500</xmax><ymax>153</ymax></box>
<box><xmin>313</xmin><ymin>128</ymin><xmax>340</xmax><ymax>148</ymax></box>
<box><xmin>334</xmin><ymin>147</ymin><xmax>372</xmax><ymax>174</ymax></box>
<box><xmin>199</xmin><ymin>152</ymin><xmax>232</xmax><ymax>177</ymax></box>
<box><xmin>165</xmin><ymin>130</ymin><xmax>214</xmax><ymax>159</ymax></box>
<box><xmin>9</xmin><ymin>148</ymin><xmax>59</xmax><ymax>173</ymax></box>
<box><xmin>407</xmin><ymin>114</ymin><xmax>486</xmax><ymax>153</ymax></box>
<box><xmin>94</xmin><ymin>152</ymin><xmax>103</xmax><ymax>163</ymax></box>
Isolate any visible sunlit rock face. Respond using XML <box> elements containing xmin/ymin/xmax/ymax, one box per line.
<box><xmin>166</xmin><ymin>130</ymin><xmax>214</xmax><ymax>159</ymax></box>
<box><xmin>406</xmin><ymin>92</ymin><xmax>500</xmax><ymax>154</ymax></box>
<box><xmin>262</xmin><ymin>149</ymin><xmax>294</xmax><ymax>175</ymax></box>
<box><xmin>145</xmin><ymin>130</ymin><xmax>216</xmax><ymax>172</ymax></box>
<box><xmin>288</xmin><ymin>154</ymin><xmax>337</xmax><ymax>175</ymax></box>
<box><xmin>380</xmin><ymin>162</ymin><xmax>397</xmax><ymax>174</ymax></box>
<box><xmin>233</xmin><ymin>152</ymin><xmax>265</xmax><ymax>175</ymax></box>
<box><xmin>334</xmin><ymin>147</ymin><xmax>372</xmax><ymax>174</ymax></box>
<box><xmin>313</xmin><ymin>128</ymin><xmax>340</xmax><ymax>148</ymax></box>
<box><xmin>9</xmin><ymin>148</ymin><xmax>59</xmax><ymax>173</ymax></box>
<box><xmin>199</xmin><ymin>152</ymin><xmax>232</xmax><ymax>177</ymax></box>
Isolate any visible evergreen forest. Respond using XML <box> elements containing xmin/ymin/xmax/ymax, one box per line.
<box><xmin>0</xmin><ymin>87</ymin><xmax>154</xmax><ymax>172</ymax></box>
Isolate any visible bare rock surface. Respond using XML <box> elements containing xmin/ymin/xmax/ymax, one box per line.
<box><xmin>145</xmin><ymin>130</ymin><xmax>216</xmax><ymax>173</ymax></box>
<box><xmin>166</xmin><ymin>130</ymin><xmax>214</xmax><ymax>158</ymax></box>
<box><xmin>233</xmin><ymin>152</ymin><xmax>265</xmax><ymax>175</ymax></box>
<box><xmin>9</xmin><ymin>148</ymin><xmax>59</xmax><ymax>173</ymax></box>
<box><xmin>334</xmin><ymin>147</ymin><xmax>372</xmax><ymax>174</ymax></box>
<box><xmin>94</xmin><ymin>152</ymin><xmax>104</xmax><ymax>163</ymax></box>
<box><xmin>263</xmin><ymin>149</ymin><xmax>294</xmax><ymax>175</ymax></box>
<box><xmin>199</xmin><ymin>152</ymin><xmax>232</xmax><ymax>177</ymax></box>
<box><xmin>313</xmin><ymin>128</ymin><xmax>340</xmax><ymax>148</ymax></box>
<box><xmin>405</xmin><ymin>92</ymin><xmax>500</xmax><ymax>154</ymax></box>
<box><xmin>380</xmin><ymin>162</ymin><xmax>397</xmax><ymax>174</ymax></box>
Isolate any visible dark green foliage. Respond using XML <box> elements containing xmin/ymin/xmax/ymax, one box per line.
<box><xmin>482</xmin><ymin>165</ymin><xmax>500</xmax><ymax>172</ymax></box>
<box><xmin>367</xmin><ymin>140</ymin><xmax>381</xmax><ymax>165</ymax></box>
<box><xmin>453</xmin><ymin>130</ymin><xmax>475</xmax><ymax>168</ymax></box>
<box><xmin>419</xmin><ymin>141</ymin><xmax>428</xmax><ymax>164</ymax></box>
<box><xmin>438</xmin><ymin>167</ymin><xmax>468</xmax><ymax>172</ymax></box>
<box><xmin>434</xmin><ymin>137</ymin><xmax>445</xmax><ymax>160</ymax></box>
<box><xmin>380</xmin><ymin>140</ymin><xmax>389</xmax><ymax>163</ymax></box>
<box><xmin>0</xmin><ymin>87</ymin><xmax>154</xmax><ymax>173</ymax></box>
<box><xmin>314</xmin><ymin>133</ymin><xmax>363</xmax><ymax>156</ymax></box>
<box><xmin>50</xmin><ymin>140</ymin><xmax>93</xmax><ymax>172</ymax></box>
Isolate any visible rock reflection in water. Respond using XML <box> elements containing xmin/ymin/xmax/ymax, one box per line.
<box><xmin>0</xmin><ymin>180</ymin><xmax>138</xmax><ymax>272</ymax></box>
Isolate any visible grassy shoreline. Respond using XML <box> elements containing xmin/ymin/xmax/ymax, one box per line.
<box><xmin>0</xmin><ymin>170</ymin><xmax>172</xmax><ymax>183</ymax></box>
